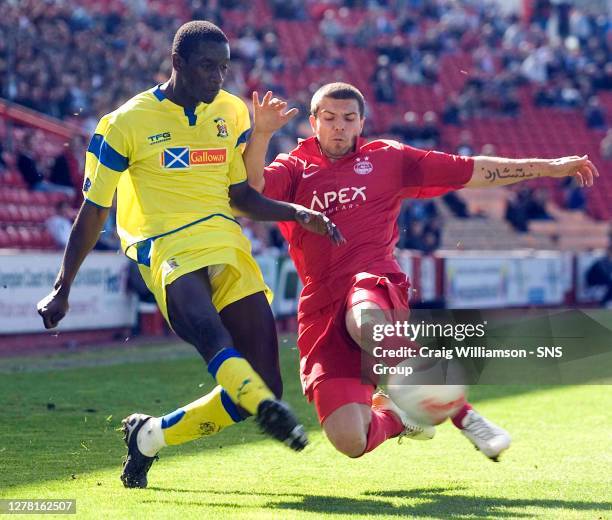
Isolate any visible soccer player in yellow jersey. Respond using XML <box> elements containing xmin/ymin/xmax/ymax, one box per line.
<box><xmin>36</xmin><ymin>21</ymin><xmax>344</xmax><ymax>489</ymax></box>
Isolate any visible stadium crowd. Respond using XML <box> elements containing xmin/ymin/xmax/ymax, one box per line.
<box><xmin>0</xmin><ymin>0</ymin><xmax>610</xmax><ymax>253</ymax></box>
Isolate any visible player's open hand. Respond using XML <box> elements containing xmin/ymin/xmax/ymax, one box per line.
<box><xmin>295</xmin><ymin>207</ymin><xmax>346</xmax><ymax>246</ymax></box>
<box><xmin>37</xmin><ymin>290</ymin><xmax>69</xmax><ymax>329</ymax></box>
<box><xmin>252</xmin><ymin>91</ymin><xmax>299</xmax><ymax>135</ymax></box>
<box><xmin>548</xmin><ymin>155</ymin><xmax>599</xmax><ymax>187</ymax></box>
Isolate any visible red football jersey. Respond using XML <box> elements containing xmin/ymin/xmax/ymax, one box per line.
<box><xmin>263</xmin><ymin>136</ymin><xmax>474</xmax><ymax>316</ymax></box>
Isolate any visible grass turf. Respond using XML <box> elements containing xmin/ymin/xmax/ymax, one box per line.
<box><xmin>0</xmin><ymin>340</ymin><xmax>610</xmax><ymax>519</ymax></box>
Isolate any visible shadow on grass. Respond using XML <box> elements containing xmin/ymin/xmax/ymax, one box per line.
<box><xmin>141</xmin><ymin>486</ymin><xmax>611</xmax><ymax>518</ymax></box>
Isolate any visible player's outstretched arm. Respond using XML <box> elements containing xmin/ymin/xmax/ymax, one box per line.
<box><xmin>37</xmin><ymin>201</ymin><xmax>110</xmax><ymax>329</ymax></box>
<box><xmin>467</xmin><ymin>155</ymin><xmax>599</xmax><ymax>189</ymax></box>
<box><xmin>243</xmin><ymin>91</ymin><xmax>298</xmax><ymax>193</ymax></box>
<box><xmin>229</xmin><ymin>181</ymin><xmax>345</xmax><ymax>245</ymax></box>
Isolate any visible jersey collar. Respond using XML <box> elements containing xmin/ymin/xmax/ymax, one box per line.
<box><xmin>296</xmin><ymin>136</ymin><xmax>367</xmax><ymax>164</ymax></box>
<box><xmin>151</xmin><ymin>84</ymin><xmax>205</xmax><ymax>127</ymax></box>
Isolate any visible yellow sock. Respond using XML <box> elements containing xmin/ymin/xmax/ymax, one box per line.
<box><xmin>208</xmin><ymin>348</ymin><xmax>274</xmax><ymax>415</ymax></box>
<box><xmin>161</xmin><ymin>386</ymin><xmax>243</xmax><ymax>446</ymax></box>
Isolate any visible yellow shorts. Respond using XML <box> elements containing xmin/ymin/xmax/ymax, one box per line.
<box><xmin>136</xmin><ymin>221</ymin><xmax>272</xmax><ymax>323</ymax></box>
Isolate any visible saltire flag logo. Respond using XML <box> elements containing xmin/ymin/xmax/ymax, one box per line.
<box><xmin>161</xmin><ymin>147</ymin><xmax>190</xmax><ymax>168</ymax></box>
<box><xmin>161</xmin><ymin>147</ymin><xmax>227</xmax><ymax>169</ymax></box>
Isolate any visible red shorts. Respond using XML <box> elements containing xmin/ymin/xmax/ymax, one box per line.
<box><xmin>312</xmin><ymin>378</ymin><xmax>375</xmax><ymax>424</ymax></box>
<box><xmin>297</xmin><ymin>271</ymin><xmax>410</xmax><ymax>421</ymax></box>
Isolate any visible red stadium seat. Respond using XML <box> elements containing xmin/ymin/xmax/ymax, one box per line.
<box><xmin>2</xmin><ymin>171</ymin><xmax>26</xmax><ymax>188</ymax></box>
<box><xmin>30</xmin><ymin>191</ymin><xmax>49</xmax><ymax>205</ymax></box>
<box><xmin>0</xmin><ymin>229</ymin><xmax>10</xmax><ymax>248</ymax></box>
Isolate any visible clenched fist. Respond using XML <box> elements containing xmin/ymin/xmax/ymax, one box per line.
<box><xmin>37</xmin><ymin>290</ymin><xmax>69</xmax><ymax>329</ymax></box>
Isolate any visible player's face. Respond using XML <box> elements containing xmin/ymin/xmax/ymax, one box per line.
<box><xmin>309</xmin><ymin>97</ymin><xmax>364</xmax><ymax>160</ymax></box>
<box><xmin>181</xmin><ymin>41</ymin><xmax>230</xmax><ymax>104</ymax></box>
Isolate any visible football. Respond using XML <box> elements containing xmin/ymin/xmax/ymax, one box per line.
<box><xmin>386</xmin><ymin>360</ymin><xmax>467</xmax><ymax>426</ymax></box>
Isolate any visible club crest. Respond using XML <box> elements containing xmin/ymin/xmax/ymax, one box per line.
<box><xmin>215</xmin><ymin>117</ymin><xmax>229</xmax><ymax>138</ymax></box>
<box><xmin>354</xmin><ymin>157</ymin><xmax>373</xmax><ymax>175</ymax></box>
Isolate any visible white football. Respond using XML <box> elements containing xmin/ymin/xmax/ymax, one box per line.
<box><xmin>386</xmin><ymin>360</ymin><xmax>467</xmax><ymax>426</ymax></box>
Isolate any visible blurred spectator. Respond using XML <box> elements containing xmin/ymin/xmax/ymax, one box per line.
<box><xmin>268</xmin><ymin>225</ymin><xmax>286</xmax><ymax>252</ymax></box>
<box><xmin>261</xmin><ymin>31</ymin><xmax>284</xmax><ymax>72</ymax></box>
<box><xmin>373</xmin><ymin>67</ymin><xmax>396</xmax><ymax>103</ymax></box>
<box><xmin>45</xmin><ymin>200</ymin><xmax>73</xmax><ymax>249</ymax></box>
<box><xmin>241</xmin><ymin>221</ymin><xmax>279</xmax><ymax>255</ymax></box>
<box><xmin>506</xmin><ymin>187</ymin><xmax>553</xmax><ymax>232</ymax></box>
<box><xmin>562</xmin><ymin>177</ymin><xmax>586</xmax><ymax>211</ymax></box>
<box><xmin>457</xmin><ymin>84</ymin><xmax>481</xmax><ymax>119</ymax></box>
<box><xmin>0</xmin><ymin>120</ymin><xmax>7</xmax><ymax>173</ymax></box>
<box><xmin>236</xmin><ymin>27</ymin><xmax>261</xmax><ymax>67</ymax></box>
<box><xmin>17</xmin><ymin>132</ymin><xmax>75</xmax><ymax>196</ymax></box>
<box><xmin>442</xmin><ymin>93</ymin><xmax>462</xmax><ymax>126</ymax></box>
<box><xmin>306</xmin><ymin>38</ymin><xmax>346</xmax><ymax>68</ymax></box>
<box><xmin>421</xmin><ymin>53</ymin><xmax>439</xmax><ymax>84</ymax></box>
<box><xmin>480</xmin><ymin>144</ymin><xmax>497</xmax><ymax>156</ymax></box>
<box><xmin>505</xmin><ymin>190</ymin><xmax>529</xmax><ymax>232</ymax></box>
<box><xmin>398</xmin><ymin>199</ymin><xmax>442</xmax><ymax>252</ymax></box>
<box><xmin>442</xmin><ymin>192</ymin><xmax>469</xmax><ymax>218</ymax></box>
<box><xmin>594</xmin><ymin>63</ymin><xmax>612</xmax><ymax>91</ymax></box>
<box><xmin>601</xmin><ymin>130</ymin><xmax>612</xmax><ymax>160</ymax></box>
<box><xmin>399</xmin><ymin>218</ymin><xmax>441</xmax><ymax>253</ymax></box>
<box><xmin>525</xmin><ymin>188</ymin><xmax>553</xmax><ymax>221</ymax></box>
<box><xmin>306</xmin><ymin>37</ymin><xmax>328</xmax><ymax>67</ymax></box>
<box><xmin>319</xmin><ymin>10</ymin><xmax>346</xmax><ymax>45</ymax></box>
<box><xmin>456</xmin><ymin>131</ymin><xmax>475</xmax><ymax>156</ymax></box>
<box><xmin>500</xmin><ymin>87</ymin><xmax>520</xmax><ymax>116</ymax></box>
<box><xmin>270</xmin><ymin>0</ymin><xmax>306</xmax><ymax>20</ymax></box>
<box><xmin>586</xmin><ymin>245</ymin><xmax>612</xmax><ymax>307</ymax></box>
<box><xmin>534</xmin><ymin>84</ymin><xmax>557</xmax><ymax>107</ymax></box>
<box><xmin>190</xmin><ymin>1</ymin><xmax>223</xmax><ymax>26</ymax></box>
<box><xmin>559</xmin><ymin>79</ymin><xmax>582</xmax><ymax>108</ymax></box>
<box><xmin>46</xmin><ymin>198</ymin><xmax>118</xmax><ymax>251</ymax></box>
<box><xmin>49</xmin><ymin>135</ymin><xmax>85</xmax><ymax>196</ymax></box>
<box><xmin>400</xmin><ymin>220</ymin><xmax>427</xmax><ymax>250</ymax></box>
<box><xmin>420</xmin><ymin>228</ymin><xmax>441</xmax><ymax>255</ymax></box>
<box><xmin>327</xmin><ymin>43</ymin><xmax>346</xmax><ymax>67</ymax></box>
<box><xmin>420</xmin><ymin>111</ymin><xmax>441</xmax><ymax>149</ymax></box>
<box><xmin>0</xmin><ymin>141</ymin><xmax>6</xmax><ymax>173</ymax></box>
<box><xmin>584</xmin><ymin>96</ymin><xmax>607</xmax><ymax>130</ymax></box>
<box><xmin>390</xmin><ymin>111</ymin><xmax>422</xmax><ymax>147</ymax></box>
<box><xmin>520</xmin><ymin>45</ymin><xmax>552</xmax><ymax>84</ymax></box>
<box><xmin>16</xmin><ymin>132</ymin><xmax>44</xmax><ymax>189</ymax></box>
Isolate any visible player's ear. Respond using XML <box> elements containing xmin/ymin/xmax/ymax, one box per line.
<box><xmin>309</xmin><ymin>114</ymin><xmax>317</xmax><ymax>133</ymax></box>
<box><xmin>172</xmin><ymin>52</ymin><xmax>185</xmax><ymax>73</ymax></box>
<box><xmin>359</xmin><ymin>117</ymin><xmax>365</xmax><ymax>133</ymax></box>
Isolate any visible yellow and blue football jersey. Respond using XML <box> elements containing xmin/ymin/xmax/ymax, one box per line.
<box><xmin>83</xmin><ymin>85</ymin><xmax>251</xmax><ymax>265</ymax></box>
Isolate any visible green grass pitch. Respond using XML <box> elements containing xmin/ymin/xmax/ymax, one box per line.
<box><xmin>0</xmin><ymin>340</ymin><xmax>610</xmax><ymax>519</ymax></box>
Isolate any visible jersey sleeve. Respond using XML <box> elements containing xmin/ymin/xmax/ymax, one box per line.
<box><xmin>83</xmin><ymin>114</ymin><xmax>130</xmax><ymax>208</ymax></box>
<box><xmin>400</xmin><ymin>144</ymin><xmax>474</xmax><ymax>199</ymax></box>
<box><xmin>263</xmin><ymin>153</ymin><xmax>295</xmax><ymax>202</ymax></box>
<box><xmin>234</xmin><ymin>98</ymin><xmax>252</xmax><ymax>154</ymax></box>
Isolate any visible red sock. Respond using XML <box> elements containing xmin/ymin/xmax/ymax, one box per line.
<box><xmin>362</xmin><ymin>408</ymin><xmax>405</xmax><ymax>455</ymax></box>
<box><xmin>451</xmin><ymin>402</ymin><xmax>473</xmax><ymax>429</ymax></box>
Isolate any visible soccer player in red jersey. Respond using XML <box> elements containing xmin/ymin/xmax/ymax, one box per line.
<box><xmin>245</xmin><ymin>83</ymin><xmax>599</xmax><ymax>460</ymax></box>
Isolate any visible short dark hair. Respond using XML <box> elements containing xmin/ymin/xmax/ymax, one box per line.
<box><xmin>310</xmin><ymin>82</ymin><xmax>366</xmax><ymax>118</ymax></box>
<box><xmin>172</xmin><ymin>21</ymin><xmax>228</xmax><ymax>61</ymax></box>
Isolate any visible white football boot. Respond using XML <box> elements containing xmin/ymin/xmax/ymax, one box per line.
<box><xmin>460</xmin><ymin>409</ymin><xmax>511</xmax><ymax>461</ymax></box>
<box><xmin>372</xmin><ymin>391</ymin><xmax>436</xmax><ymax>441</ymax></box>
